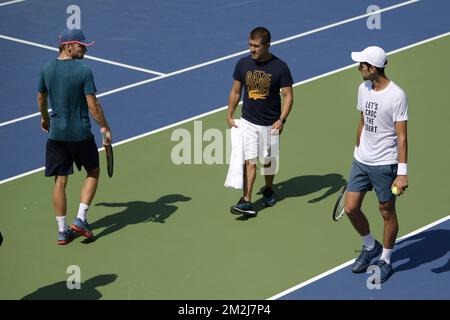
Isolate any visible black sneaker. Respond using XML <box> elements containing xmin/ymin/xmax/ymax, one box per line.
<box><xmin>352</xmin><ymin>240</ymin><xmax>382</xmax><ymax>273</ymax></box>
<box><xmin>372</xmin><ymin>259</ymin><xmax>393</xmax><ymax>283</ymax></box>
<box><xmin>262</xmin><ymin>187</ymin><xmax>276</xmax><ymax>207</ymax></box>
<box><xmin>230</xmin><ymin>197</ymin><xmax>257</xmax><ymax>216</ymax></box>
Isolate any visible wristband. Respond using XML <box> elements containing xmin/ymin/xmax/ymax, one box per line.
<box><xmin>280</xmin><ymin>117</ymin><xmax>286</xmax><ymax>124</ymax></box>
<box><xmin>397</xmin><ymin>163</ymin><xmax>407</xmax><ymax>176</ymax></box>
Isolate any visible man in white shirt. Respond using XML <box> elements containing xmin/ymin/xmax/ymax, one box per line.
<box><xmin>344</xmin><ymin>46</ymin><xmax>408</xmax><ymax>283</ymax></box>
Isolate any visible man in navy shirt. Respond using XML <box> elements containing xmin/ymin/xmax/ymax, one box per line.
<box><xmin>38</xmin><ymin>29</ymin><xmax>112</xmax><ymax>245</ymax></box>
<box><xmin>227</xmin><ymin>27</ymin><xmax>293</xmax><ymax>216</ymax></box>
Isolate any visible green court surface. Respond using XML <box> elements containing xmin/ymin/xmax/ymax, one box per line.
<box><xmin>1</xmin><ymin>36</ymin><xmax>449</xmax><ymax>299</ymax></box>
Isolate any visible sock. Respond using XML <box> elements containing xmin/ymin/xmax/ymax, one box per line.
<box><xmin>77</xmin><ymin>203</ymin><xmax>89</xmax><ymax>222</ymax></box>
<box><xmin>380</xmin><ymin>248</ymin><xmax>393</xmax><ymax>264</ymax></box>
<box><xmin>362</xmin><ymin>233</ymin><xmax>375</xmax><ymax>250</ymax></box>
<box><xmin>56</xmin><ymin>216</ymin><xmax>66</xmax><ymax>232</ymax></box>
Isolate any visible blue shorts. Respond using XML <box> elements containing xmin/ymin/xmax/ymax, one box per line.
<box><xmin>347</xmin><ymin>159</ymin><xmax>397</xmax><ymax>202</ymax></box>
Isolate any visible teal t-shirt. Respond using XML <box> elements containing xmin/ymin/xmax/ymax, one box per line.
<box><xmin>38</xmin><ymin>59</ymin><xmax>97</xmax><ymax>141</ymax></box>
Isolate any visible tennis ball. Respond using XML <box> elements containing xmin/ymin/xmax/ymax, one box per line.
<box><xmin>391</xmin><ymin>186</ymin><xmax>398</xmax><ymax>195</ymax></box>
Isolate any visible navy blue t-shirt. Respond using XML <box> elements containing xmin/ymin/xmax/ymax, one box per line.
<box><xmin>233</xmin><ymin>55</ymin><xmax>293</xmax><ymax>126</ymax></box>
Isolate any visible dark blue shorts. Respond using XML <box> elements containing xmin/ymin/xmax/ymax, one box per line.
<box><xmin>45</xmin><ymin>137</ymin><xmax>99</xmax><ymax>177</ymax></box>
<box><xmin>347</xmin><ymin>159</ymin><xmax>398</xmax><ymax>202</ymax></box>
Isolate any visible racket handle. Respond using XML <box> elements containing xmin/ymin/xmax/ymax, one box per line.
<box><xmin>100</xmin><ymin>127</ymin><xmax>108</xmax><ymax>144</ymax></box>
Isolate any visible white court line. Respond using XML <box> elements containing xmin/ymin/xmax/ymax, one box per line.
<box><xmin>0</xmin><ymin>110</ymin><xmax>51</xmax><ymax>127</ymax></box>
<box><xmin>0</xmin><ymin>167</ymin><xmax>45</xmax><ymax>185</ymax></box>
<box><xmin>0</xmin><ymin>31</ymin><xmax>448</xmax><ymax>185</ymax></box>
<box><xmin>86</xmin><ymin>0</ymin><xmax>422</xmax><ymax>97</ymax></box>
<box><xmin>0</xmin><ymin>143</ymin><xmax>110</xmax><ymax>185</ymax></box>
<box><xmin>270</xmin><ymin>0</ymin><xmax>420</xmax><ymax>46</ymax></box>
<box><xmin>0</xmin><ymin>0</ymin><xmax>420</xmax><ymax>127</ymax></box>
<box><xmin>2</xmin><ymin>30</ymin><xmax>448</xmax><ymax>129</ymax></box>
<box><xmin>0</xmin><ymin>0</ymin><xmax>25</xmax><ymax>7</ymax></box>
<box><xmin>0</xmin><ymin>34</ymin><xmax>166</xmax><ymax>76</ymax></box>
<box><xmin>268</xmin><ymin>214</ymin><xmax>450</xmax><ymax>300</ymax></box>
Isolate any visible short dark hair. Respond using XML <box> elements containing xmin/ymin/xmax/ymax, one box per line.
<box><xmin>249</xmin><ymin>27</ymin><xmax>271</xmax><ymax>45</ymax></box>
<box><xmin>59</xmin><ymin>43</ymin><xmax>68</xmax><ymax>53</ymax></box>
<box><xmin>361</xmin><ymin>61</ymin><xmax>386</xmax><ymax>76</ymax></box>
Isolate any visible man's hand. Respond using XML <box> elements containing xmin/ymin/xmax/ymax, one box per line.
<box><xmin>271</xmin><ymin>119</ymin><xmax>284</xmax><ymax>135</ymax></box>
<box><xmin>41</xmin><ymin>117</ymin><xmax>50</xmax><ymax>133</ymax></box>
<box><xmin>101</xmin><ymin>127</ymin><xmax>112</xmax><ymax>145</ymax></box>
<box><xmin>392</xmin><ymin>176</ymin><xmax>408</xmax><ymax>196</ymax></box>
<box><xmin>227</xmin><ymin>117</ymin><xmax>237</xmax><ymax>128</ymax></box>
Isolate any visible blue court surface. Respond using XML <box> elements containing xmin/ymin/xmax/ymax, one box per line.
<box><xmin>0</xmin><ymin>0</ymin><xmax>449</xmax><ymax>181</ymax></box>
<box><xmin>276</xmin><ymin>216</ymin><xmax>450</xmax><ymax>300</ymax></box>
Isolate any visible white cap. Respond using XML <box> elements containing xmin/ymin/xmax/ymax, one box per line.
<box><xmin>351</xmin><ymin>46</ymin><xmax>387</xmax><ymax>68</ymax></box>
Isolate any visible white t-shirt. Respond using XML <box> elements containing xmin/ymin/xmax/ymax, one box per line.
<box><xmin>354</xmin><ymin>80</ymin><xmax>408</xmax><ymax>165</ymax></box>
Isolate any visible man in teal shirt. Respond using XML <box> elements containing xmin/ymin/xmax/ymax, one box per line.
<box><xmin>38</xmin><ymin>29</ymin><xmax>112</xmax><ymax>245</ymax></box>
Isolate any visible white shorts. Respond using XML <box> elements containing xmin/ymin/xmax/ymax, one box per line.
<box><xmin>240</xmin><ymin>117</ymin><xmax>279</xmax><ymax>163</ymax></box>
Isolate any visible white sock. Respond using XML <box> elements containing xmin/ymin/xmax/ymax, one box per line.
<box><xmin>56</xmin><ymin>216</ymin><xmax>66</xmax><ymax>232</ymax></box>
<box><xmin>380</xmin><ymin>248</ymin><xmax>393</xmax><ymax>264</ymax></box>
<box><xmin>77</xmin><ymin>203</ymin><xmax>89</xmax><ymax>222</ymax></box>
<box><xmin>362</xmin><ymin>233</ymin><xmax>375</xmax><ymax>250</ymax></box>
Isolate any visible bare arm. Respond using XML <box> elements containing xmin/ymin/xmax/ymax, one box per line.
<box><xmin>86</xmin><ymin>94</ymin><xmax>112</xmax><ymax>144</ymax></box>
<box><xmin>37</xmin><ymin>92</ymin><xmax>49</xmax><ymax>133</ymax></box>
<box><xmin>280</xmin><ymin>86</ymin><xmax>293</xmax><ymax>121</ymax></box>
<box><xmin>271</xmin><ymin>86</ymin><xmax>293</xmax><ymax>133</ymax></box>
<box><xmin>356</xmin><ymin>112</ymin><xmax>364</xmax><ymax>147</ymax></box>
<box><xmin>396</xmin><ymin>121</ymin><xmax>408</xmax><ymax>164</ymax></box>
<box><xmin>227</xmin><ymin>80</ymin><xmax>242</xmax><ymax>128</ymax></box>
<box><xmin>393</xmin><ymin>121</ymin><xmax>408</xmax><ymax>195</ymax></box>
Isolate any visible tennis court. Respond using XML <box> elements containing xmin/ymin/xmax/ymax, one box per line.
<box><xmin>0</xmin><ymin>0</ymin><xmax>449</xmax><ymax>299</ymax></box>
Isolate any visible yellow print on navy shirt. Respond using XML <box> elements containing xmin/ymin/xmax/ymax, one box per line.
<box><xmin>246</xmin><ymin>70</ymin><xmax>272</xmax><ymax>100</ymax></box>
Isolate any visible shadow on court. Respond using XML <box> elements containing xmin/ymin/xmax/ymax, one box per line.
<box><xmin>234</xmin><ymin>173</ymin><xmax>346</xmax><ymax>220</ymax></box>
<box><xmin>85</xmin><ymin>194</ymin><xmax>191</xmax><ymax>241</ymax></box>
<box><xmin>432</xmin><ymin>258</ymin><xmax>450</xmax><ymax>274</ymax></box>
<box><xmin>21</xmin><ymin>274</ymin><xmax>117</xmax><ymax>300</ymax></box>
<box><xmin>393</xmin><ymin>229</ymin><xmax>450</xmax><ymax>274</ymax></box>
<box><xmin>253</xmin><ymin>173</ymin><xmax>347</xmax><ymax>212</ymax></box>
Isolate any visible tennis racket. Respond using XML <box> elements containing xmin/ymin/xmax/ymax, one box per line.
<box><xmin>332</xmin><ymin>184</ymin><xmax>347</xmax><ymax>221</ymax></box>
<box><xmin>101</xmin><ymin>128</ymin><xmax>114</xmax><ymax>178</ymax></box>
